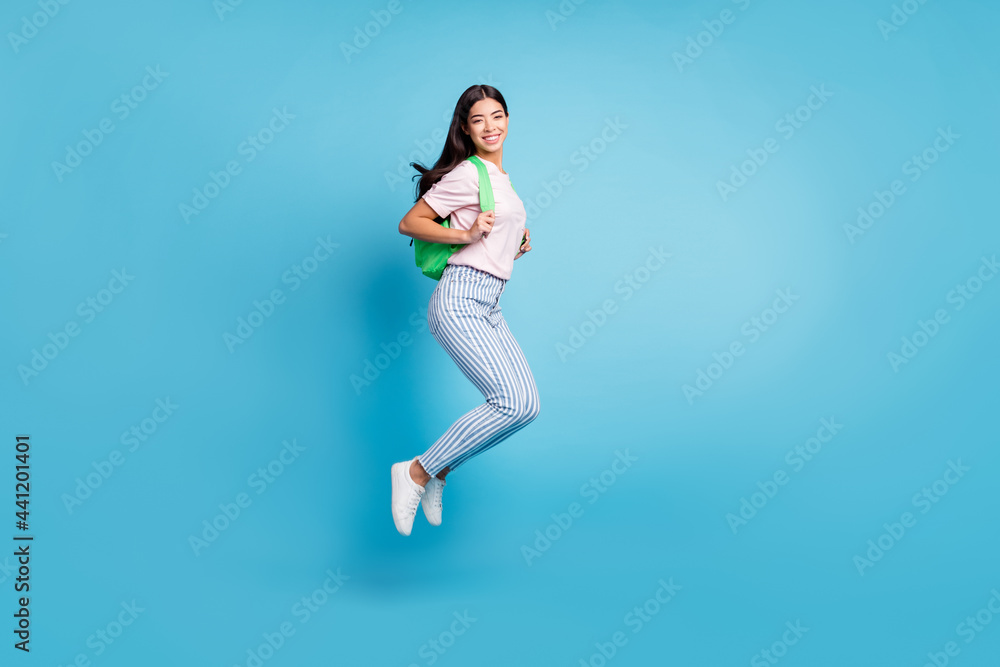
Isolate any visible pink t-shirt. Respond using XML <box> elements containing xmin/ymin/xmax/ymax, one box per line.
<box><xmin>421</xmin><ymin>157</ymin><xmax>526</xmax><ymax>281</ymax></box>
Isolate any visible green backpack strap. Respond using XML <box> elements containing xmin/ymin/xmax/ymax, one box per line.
<box><xmin>467</xmin><ymin>154</ymin><xmax>523</xmax><ymax>244</ymax></box>
<box><xmin>467</xmin><ymin>154</ymin><xmax>517</xmax><ymax>196</ymax></box>
<box><xmin>466</xmin><ymin>155</ymin><xmax>494</xmax><ymax>211</ymax></box>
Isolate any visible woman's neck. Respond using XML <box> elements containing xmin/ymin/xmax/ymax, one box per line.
<box><xmin>476</xmin><ymin>151</ymin><xmax>506</xmax><ymax>175</ymax></box>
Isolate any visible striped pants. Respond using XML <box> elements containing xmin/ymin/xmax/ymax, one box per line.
<box><xmin>416</xmin><ymin>263</ymin><xmax>540</xmax><ymax>477</ymax></box>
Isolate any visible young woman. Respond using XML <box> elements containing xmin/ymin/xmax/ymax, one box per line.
<box><xmin>392</xmin><ymin>85</ymin><xmax>539</xmax><ymax>536</ymax></box>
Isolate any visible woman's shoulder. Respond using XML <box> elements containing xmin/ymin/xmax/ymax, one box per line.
<box><xmin>452</xmin><ymin>158</ymin><xmax>477</xmax><ymax>175</ymax></box>
<box><xmin>424</xmin><ymin>159</ymin><xmax>479</xmax><ymax>206</ymax></box>
<box><xmin>438</xmin><ymin>159</ymin><xmax>480</xmax><ymax>188</ymax></box>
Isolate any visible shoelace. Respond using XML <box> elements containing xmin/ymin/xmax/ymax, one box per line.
<box><xmin>427</xmin><ymin>481</ymin><xmax>443</xmax><ymax>509</ymax></box>
<box><xmin>404</xmin><ymin>489</ymin><xmax>421</xmax><ymax>517</ymax></box>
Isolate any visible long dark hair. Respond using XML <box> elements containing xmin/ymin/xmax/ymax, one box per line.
<box><xmin>411</xmin><ymin>84</ymin><xmax>509</xmax><ymax>202</ymax></box>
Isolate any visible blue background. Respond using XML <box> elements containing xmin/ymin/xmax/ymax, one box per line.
<box><xmin>1</xmin><ymin>0</ymin><xmax>998</xmax><ymax>665</ymax></box>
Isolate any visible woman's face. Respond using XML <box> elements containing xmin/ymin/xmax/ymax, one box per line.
<box><xmin>463</xmin><ymin>98</ymin><xmax>508</xmax><ymax>155</ymax></box>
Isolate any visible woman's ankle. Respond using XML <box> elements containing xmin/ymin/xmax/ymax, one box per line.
<box><xmin>409</xmin><ymin>459</ymin><xmax>431</xmax><ymax>486</ymax></box>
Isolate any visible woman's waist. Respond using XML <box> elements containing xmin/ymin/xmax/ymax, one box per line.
<box><xmin>442</xmin><ymin>263</ymin><xmax>504</xmax><ymax>282</ymax></box>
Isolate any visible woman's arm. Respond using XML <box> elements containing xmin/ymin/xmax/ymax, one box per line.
<box><xmin>399</xmin><ymin>198</ymin><xmax>490</xmax><ymax>245</ymax></box>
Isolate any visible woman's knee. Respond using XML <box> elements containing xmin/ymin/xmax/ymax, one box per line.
<box><xmin>490</xmin><ymin>397</ymin><xmax>538</xmax><ymax>428</ymax></box>
<box><xmin>487</xmin><ymin>376</ymin><xmax>540</xmax><ymax>426</ymax></box>
<box><xmin>519</xmin><ymin>401</ymin><xmax>540</xmax><ymax>426</ymax></box>
<box><xmin>512</xmin><ymin>386</ymin><xmax>540</xmax><ymax>426</ymax></box>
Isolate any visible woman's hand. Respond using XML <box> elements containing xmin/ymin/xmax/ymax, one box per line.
<box><xmin>462</xmin><ymin>210</ymin><xmax>494</xmax><ymax>243</ymax></box>
<box><xmin>514</xmin><ymin>227</ymin><xmax>531</xmax><ymax>259</ymax></box>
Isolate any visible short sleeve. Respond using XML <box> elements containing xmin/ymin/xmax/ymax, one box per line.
<box><xmin>421</xmin><ymin>161</ymin><xmax>477</xmax><ymax>220</ymax></box>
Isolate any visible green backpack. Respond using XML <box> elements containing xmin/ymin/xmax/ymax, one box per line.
<box><xmin>410</xmin><ymin>154</ymin><xmax>515</xmax><ymax>280</ymax></box>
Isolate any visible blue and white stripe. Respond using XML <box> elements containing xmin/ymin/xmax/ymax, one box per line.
<box><xmin>416</xmin><ymin>263</ymin><xmax>540</xmax><ymax>476</ymax></box>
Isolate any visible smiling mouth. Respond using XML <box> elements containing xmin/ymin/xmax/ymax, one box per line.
<box><xmin>483</xmin><ymin>134</ymin><xmax>501</xmax><ymax>144</ymax></box>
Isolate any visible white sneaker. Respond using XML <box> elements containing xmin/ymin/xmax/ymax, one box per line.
<box><xmin>391</xmin><ymin>459</ymin><xmax>425</xmax><ymax>536</ymax></box>
<box><xmin>422</xmin><ymin>477</ymin><xmax>445</xmax><ymax>526</ymax></box>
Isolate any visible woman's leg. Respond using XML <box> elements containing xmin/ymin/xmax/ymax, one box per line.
<box><xmin>444</xmin><ymin>315</ymin><xmax>539</xmax><ymax>471</ymax></box>
<box><xmin>416</xmin><ymin>280</ymin><xmax>540</xmax><ymax>477</ymax></box>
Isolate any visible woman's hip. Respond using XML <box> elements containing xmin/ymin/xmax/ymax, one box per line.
<box><xmin>429</xmin><ymin>265</ymin><xmax>506</xmax><ymax>331</ymax></box>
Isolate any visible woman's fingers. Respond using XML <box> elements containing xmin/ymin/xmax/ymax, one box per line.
<box><xmin>476</xmin><ymin>210</ymin><xmax>495</xmax><ymax>239</ymax></box>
